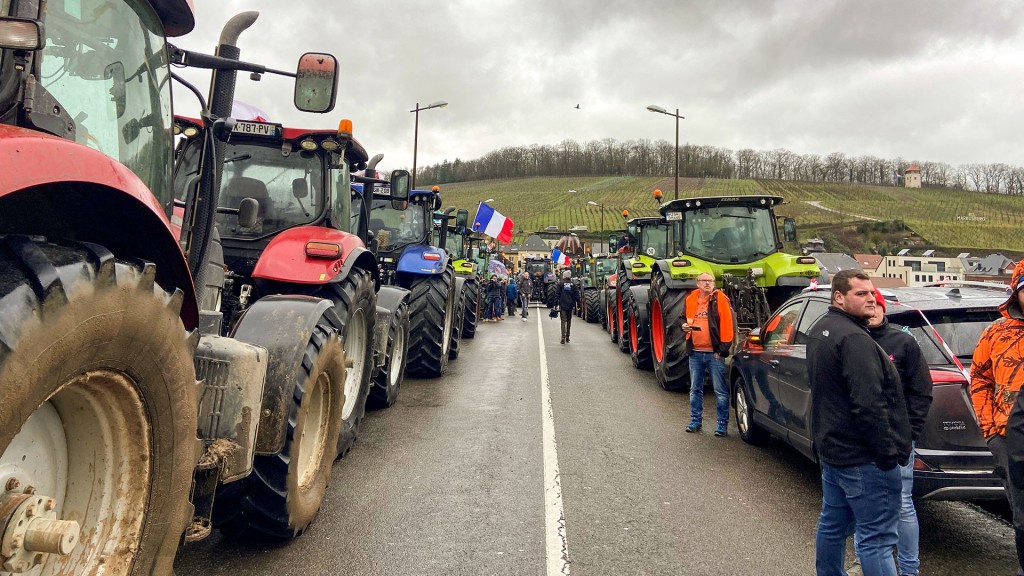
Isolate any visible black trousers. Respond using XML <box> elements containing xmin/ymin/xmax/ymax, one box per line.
<box><xmin>998</xmin><ymin>392</ymin><xmax>1024</xmax><ymax>573</ymax></box>
<box><xmin>559</xmin><ymin>309</ymin><xmax>573</xmax><ymax>340</ymax></box>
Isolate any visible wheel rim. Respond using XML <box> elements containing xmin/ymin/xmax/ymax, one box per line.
<box><xmin>341</xmin><ymin>309</ymin><xmax>367</xmax><ymax>420</ymax></box>
<box><xmin>736</xmin><ymin>385</ymin><xmax>750</xmax><ymax>436</ymax></box>
<box><xmin>296</xmin><ymin>370</ymin><xmax>331</xmax><ymax>490</ymax></box>
<box><xmin>651</xmin><ymin>297</ymin><xmax>664</xmax><ymax>363</ymax></box>
<box><xmin>1</xmin><ymin>370</ymin><xmax>150</xmax><ymax>575</ymax></box>
<box><xmin>441</xmin><ymin>288</ymin><xmax>455</xmax><ymax>356</ymax></box>
<box><xmin>617</xmin><ymin>291</ymin><xmax>624</xmax><ymax>335</ymax></box>
<box><xmin>389</xmin><ymin>319</ymin><xmax>407</xmax><ymax>387</ymax></box>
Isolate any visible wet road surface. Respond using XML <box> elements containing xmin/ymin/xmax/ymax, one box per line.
<box><xmin>175</xmin><ymin>303</ymin><xmax>1018</xmax><ymax>575</ymax></box>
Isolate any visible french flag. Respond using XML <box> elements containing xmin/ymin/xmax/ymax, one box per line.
<box><xmin>472</xmin><ymin>202</ymin><xmax>514</xmax><ymax>244</ymax></box>
<box><xmin>552</xmin><ymin>249</ymin><xmax>571</xmax><ymax>267</ymax></box>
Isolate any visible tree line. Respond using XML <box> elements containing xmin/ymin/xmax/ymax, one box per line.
<box><xmin>416</xmin><ymin>138</ymin><xmax>1024</xmax><ymax>195</ymax></box>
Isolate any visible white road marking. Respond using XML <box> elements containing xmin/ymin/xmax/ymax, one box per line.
<box><xmin>536</xmin><ymin>313</ymin><xmax>570</xmax><ymax>575</ymax></box>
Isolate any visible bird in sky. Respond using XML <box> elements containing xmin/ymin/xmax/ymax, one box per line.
<box><xmin>574</xmin><ymin>104</ymin><xmax>580</xmax><ymax>109</ymax></box>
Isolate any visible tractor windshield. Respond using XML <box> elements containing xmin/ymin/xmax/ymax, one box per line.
<box><xmin>680</xmin><ymin>205</ymin><xmax>778</xmax><ymax>264</ymax></box>
<box><xmin>35</xmin><ymin>0</ymin><xmax>175</xmax><ymax>207</ymax></box>
<box><xmin>447</xmin><ymin>230</ymin><xmax>467</xmax><ymax>259</ymax></box>
<box><xmin>174</xmin><ymin>142</ymin><xmax>325</xmax><ymax>239</ymax></box>
<box><xmin>638</xmin><ymin>223</ymin><xmax>670</xmax><ymax>258</ymax></box>
<box><xmin>526</xmin><ymin>261</ymin><xmax>550</xmax><ymax>276</ymax></box>
<box><xmin>369</xmin><ymin>198</ymin><xmax>428</xmax><ymax>251</ymax></box>
<box><xmin>594</xmin><ymin>257</ymin><xmax>616</xmax><ymax>278</ymax></box>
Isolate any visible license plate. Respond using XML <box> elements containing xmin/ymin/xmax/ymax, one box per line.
<box><xmin>232</xmin><ymin>121</ymin><xmax>281</xmax><ymax>137</ymax></box>
<box><xmin>382</xmin><ymin>257</ymin><xmax>394</xmax><ymax>263</ymax></box>
<box><xmin>665</xmin><ymin>211</ymin><xmax>682</xmax><ymax>221</ymax></box>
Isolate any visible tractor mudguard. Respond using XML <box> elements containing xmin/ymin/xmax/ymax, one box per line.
<box><xmin>652</xmin><ymin>266</ymin><xmax>697</xmax><ymax>291</ymax></box>
<box><xmin>397</xmin><ymin>244</ymin><xmax>450</xmax><ymax>275</ymax></box>
<box><xmin>629</xmin><ymin>285</ymin><xmax>651</xmax><ymax>309</ymax></box>
<box><xmin>251</xmin><ymin>226</ymin><xmax>369</xmax><ymax>285</ymax></box>
<box><xmin>372</xmin><ymin>285</ymin><xmax>411</xmax><ymax>368</ymax></box>
<box><xmin>0</xmin><ymin>127</ymin><xmax>197</xmax><ymax>328</ymax></box>
<box><xmin>230</xmin><ymin>294</ymin><xmax>339</xmax><ymax>456</ymax></box>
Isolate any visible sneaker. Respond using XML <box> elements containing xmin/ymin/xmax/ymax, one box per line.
<box><xmin>714</xmin><ymin>425</ymin><xmax>728</xmax><ymax>437</ymax></box>
<box><xmin>560</xmin><ymin>338</ymin><xmax>565</xmax><ymax>344</ymax></box>
<box><xmin>566</xmin><ymin>337</ymin><xmax>570</xmax><ymax>342</ymax></box>
<box><xmin>685</xmin><ymin>421</ymin><xmax>702</xmax><ymax>433</ymax></box>
<box><xmin>522</xmin><ymin>317</ymin><xmax>527</xmax><ymax>321</ymax></box>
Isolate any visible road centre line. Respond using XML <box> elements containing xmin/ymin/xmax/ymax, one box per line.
<box><xmin>536</xmin><ymin>310</ymin><xmax>571</xmax><ymax>575</ymax></box>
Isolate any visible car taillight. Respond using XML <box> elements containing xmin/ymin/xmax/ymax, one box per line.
<box><xmin>913</xmin><ymin>456</ymin><xmax>935</xmax><ymax>471</ymax></box>
<box><xmin>423</xmin><ymin>253</ymin><xmax>441</xmax><ymax>261</ymax></box>
<box><xmin>929</xmin><ymin>369</ymin><xmax>967</xmax><ymax>385</ymax></box>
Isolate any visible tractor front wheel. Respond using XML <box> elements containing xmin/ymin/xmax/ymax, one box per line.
<box><xmin>368</xmin><ymin>300</ymin><xmax>410</xmax><ymax>410</ymax></box>
<box><xmin>404</xmin><ymin>266</ymin><xmax>456</xmax><ymax>377</ymax></box>
<box><xmin>0</xmin><ymin>238</ymin><xmax>197</xmax><ymax>575</ymax></box>
<box><xmin>651</xmin><ymin>274</ymin><xmax>690</xmax><ymax>391</ymax></box>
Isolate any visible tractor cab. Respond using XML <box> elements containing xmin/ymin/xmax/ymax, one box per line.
<box><xmin>656</xmin><ymin>195</ymin><xmax>820</xmax><ymax>328</ymax></box>
<box><xmin>367</xmin><ymin>184</ymin><xmax>447</xmax><ymax>285</ymax></box>
<box><xmin>620</xmin><ymin>216</ymin><xmax>668</xmax><ymax>281</ymax></box>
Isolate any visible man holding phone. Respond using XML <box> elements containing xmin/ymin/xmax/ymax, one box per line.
<box><xmin>682</xmin><ymin>272</ymin><xmax>735</xmax><ymax>436</ymax></box>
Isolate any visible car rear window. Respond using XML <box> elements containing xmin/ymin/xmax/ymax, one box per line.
<box><xmin>889</xmin><ymin>307</ymin><xmax>1001</xmax><ymax>367</ymax></box>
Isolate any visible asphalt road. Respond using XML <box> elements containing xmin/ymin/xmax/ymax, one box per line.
<box><xmin>175</xmin><ymin>303</ymin><xmax>1018</xmax><ymax>576</ymax></box>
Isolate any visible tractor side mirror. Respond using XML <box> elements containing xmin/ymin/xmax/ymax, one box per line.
<box><xmin>783</xmin><ymin>218</ymin><xmax>797</xmax><ymax>242</ymax></box>
<box><xmin>294</xmin><ymin>52</ymin><xmax>339</xmax><ymax>113</ymax></box>
<box><xmin>292</xmin><ymin>178</ymin><xmax>309</xmax><ymax>199</ymax></box>
<box><xmin>389</xmin><ymin>169</ymin><xmax>410</xmax><ymax>210</ymax></box>
<box><xmin>456</xmin><ymin>209</ymin><xmax>469</xmax><ymax>229</ymax></box>
<box><xmin>238</xmin><ymin>198</ymin><xmax>259</xmax><ymax>229</ymax></box>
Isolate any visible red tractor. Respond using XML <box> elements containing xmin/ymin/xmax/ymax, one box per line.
<box><xmin>0</xmin><ymin>3</ymin><xmax>341</xmax><ymax>573</ymax></box>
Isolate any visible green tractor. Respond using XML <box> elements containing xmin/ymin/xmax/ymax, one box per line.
<box><xmin>582</xmin><ymin>253</ymin><xmax>617</xmax><ymax>324</ymax></box>
<box><xmin>647</xmin><ymin>195</ymin><xmax>821</xmax><ymax>390</ymax></box>
<box><xmin>610</xmin><ymin>216</ymin><xmax>671</xmax><ymax>370</ymax></box>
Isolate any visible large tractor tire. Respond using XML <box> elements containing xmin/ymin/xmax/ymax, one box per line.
<box><xmin>367</xmin><ymin>300</ymin><xmax>410</xmax><ymax>410</ymax></box>
<box><xmin>616</xmin><ymin>282</ymin><xmax>632</xmax><ymax>354</ymax></box>
<box><xmin>321</xmin><ymin>268</ymin><xmax>376</xmax><ymax>457</ymax></box>
<box><xmin>461</xmin><ymin>278</ymin><xmax>479</xmax><ymax>339</ymax></box>
<box><xmin>607</xmin><ymin>290</ymin><xmax>618</xmax><ymax>343</ymax></box>
<box><xmin>449</xmin><ymin>281</ymin><xmax>466</xmax><ymax>361</ymax></box>
<box><xmin>628</xmin><ymin>289</ymin><xmax>653</xmax><ymax>371</ymax></box>
<box><xmin>215</xmin><ymin>316</ymin><xmax>346</xmax><ymax>539</ymax></box>
<box><xmin>545</xmin><ymin>281</ymin><xmax>559</xmax><ymax>308</ymax></box>
<box><xmin>0</xmin><ymin>237</ymin><xmax>197</xmax><ymax>575</ymax></box>
<box><xmin>584</xmin><ymin>288</ymin><xmax>602</xmax><ymax>323</ymax></box>
<box><xmin>651</xmin><ymin>273</ymin><xmax>691</xmax><ymax>391</ymax></box>
<box><xmin>404</xmin><ymin>265</ymin><xmax>456</xmax><ymax>377</ymax></box>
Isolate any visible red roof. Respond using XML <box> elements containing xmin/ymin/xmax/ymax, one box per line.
<box><xmin>905</xmin><ymin>165</ymin><xmax>920</xmax><ymax>172</ymax></box>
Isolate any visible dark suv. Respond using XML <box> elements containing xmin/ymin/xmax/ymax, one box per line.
<box><xmin>730</xmin><ymin>282</ymin><xmax>1012</xmax><ymax>501</ymax></box>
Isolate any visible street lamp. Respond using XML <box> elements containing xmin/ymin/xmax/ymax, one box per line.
<box><xmin>646</xmin><ymin>104</ymin><xmax>684</xmax><ymax>200</ymax></box>
<box><xmin>587</xmin><ymin>200</ymin><xmax>605</xmax><ymax>235</ymax></box>
<box><xmin>411</xmin><ymin>100</ymin><xmax>448</xmax><ymax>188</ymax></box>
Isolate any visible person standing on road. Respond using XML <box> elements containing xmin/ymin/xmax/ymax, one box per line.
<box><xmin>517</xmin><ymin>272</ymin><xmax>532</xmax><ymax>320</ymax></box>
<box><xmin>558</xmin><ymin>269</ymin><xmax>580</xmax><ymax>344</ymax></box>
<box><xmin>485</xmin><ymin>275</ymin><xmax>504</xmax><ymax>322</ymax></box>
<box><xmin>681</xmin><ymin>272</ymin><xmax>735</xmax><ymax>437</ymax></box>
<box><xmin>847</xmin><ymin>288</ymin><xmax>932</xmax><ymax>576</ymax></box>
<box><xmin>970</xmin><ymin>260</ymin><xmax>1024</xmax><ymax>576</ymax></box>
<box><xmin>807</xmin><ymin>269</ymin><xmax>911</xmax><ymax>576</ymax></box>
<box><xmin>506</xmin><ymin>276</ymin><xmax>518</xmax><ymax>316</ymax></box>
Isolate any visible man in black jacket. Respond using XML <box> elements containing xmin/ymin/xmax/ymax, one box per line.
<box><xmin>847</xmin><ymin>289</ymin><xmax>932</xmax><ymax>576</ymax></box>
<box><xmin>807</xmin><ymin>269</ymin><xmax>911</xmax><ymax>576</ymax></box>
<box><xmin>558</xmin><ymin>270</ymin><xmax>580</xmax><ymax>344</ymax></box>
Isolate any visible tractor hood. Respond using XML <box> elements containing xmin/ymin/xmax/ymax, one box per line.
<box><xmin>397</xmin><ymin>244</ymin><xmax>449</xmax><ymax>275</ymax></box>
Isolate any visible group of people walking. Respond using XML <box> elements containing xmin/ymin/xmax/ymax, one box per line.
<box><xmin>481</xmin><ymin>271</ymin><xmax>537</xmax><ymax>322</ymax></box>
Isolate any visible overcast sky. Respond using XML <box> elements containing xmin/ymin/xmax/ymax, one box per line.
<box><xmin>171</xmin><ymin>1</ymin><xmax>1024</xmax><ymax>173</ymax></box>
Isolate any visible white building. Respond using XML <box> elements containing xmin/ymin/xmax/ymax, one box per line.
<box><xmin>875</xmin><ymin>250</ymin><xmax>965</xmax><ymax>287</ymax></box>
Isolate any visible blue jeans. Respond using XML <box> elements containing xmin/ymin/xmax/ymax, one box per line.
<box><xmin>854</xmin><ymin>446</ymin><xmax>918</xmax><ymax>574</ymax></box>
<box><xmin>520</xmin><ymin>294</ymin><xmax>530</xmax><ymax>317</ymax></box>
<box><xmin>688</xmin><ymin>351</ymin><xmax>728</xmax><ymax>426</ymax></box>
<box><xmin>816</xmin><ymin>462</ymin><xmax>901</xmax><ymax>576</ymax></box>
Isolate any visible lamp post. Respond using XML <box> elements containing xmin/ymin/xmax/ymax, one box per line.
<box><xmin>646</xmin><ymin>104</ymin><xmax>684</xmax><ymax>200</ymax></box>
<box><xmin>411</xmin><ymin>100</ymin><xmax>448</xmax><ymax>188</ymax></box>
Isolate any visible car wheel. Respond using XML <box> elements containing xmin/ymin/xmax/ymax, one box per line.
<box><xmin>734</xmin><ymin>378</ymin><xmax>769</xmax><ymax>445</ymax></box>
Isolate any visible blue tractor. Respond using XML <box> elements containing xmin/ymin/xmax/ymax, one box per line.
<box><xmin>356</xmin><ymin>180</ymin><xmax>460</xmax><ymax>377</ymax></box>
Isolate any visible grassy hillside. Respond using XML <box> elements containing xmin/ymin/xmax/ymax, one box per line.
<box><xmin>434</xmin><ymin>176</ymin><xmax>1024</xmax><ymax>254</ymax></box>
